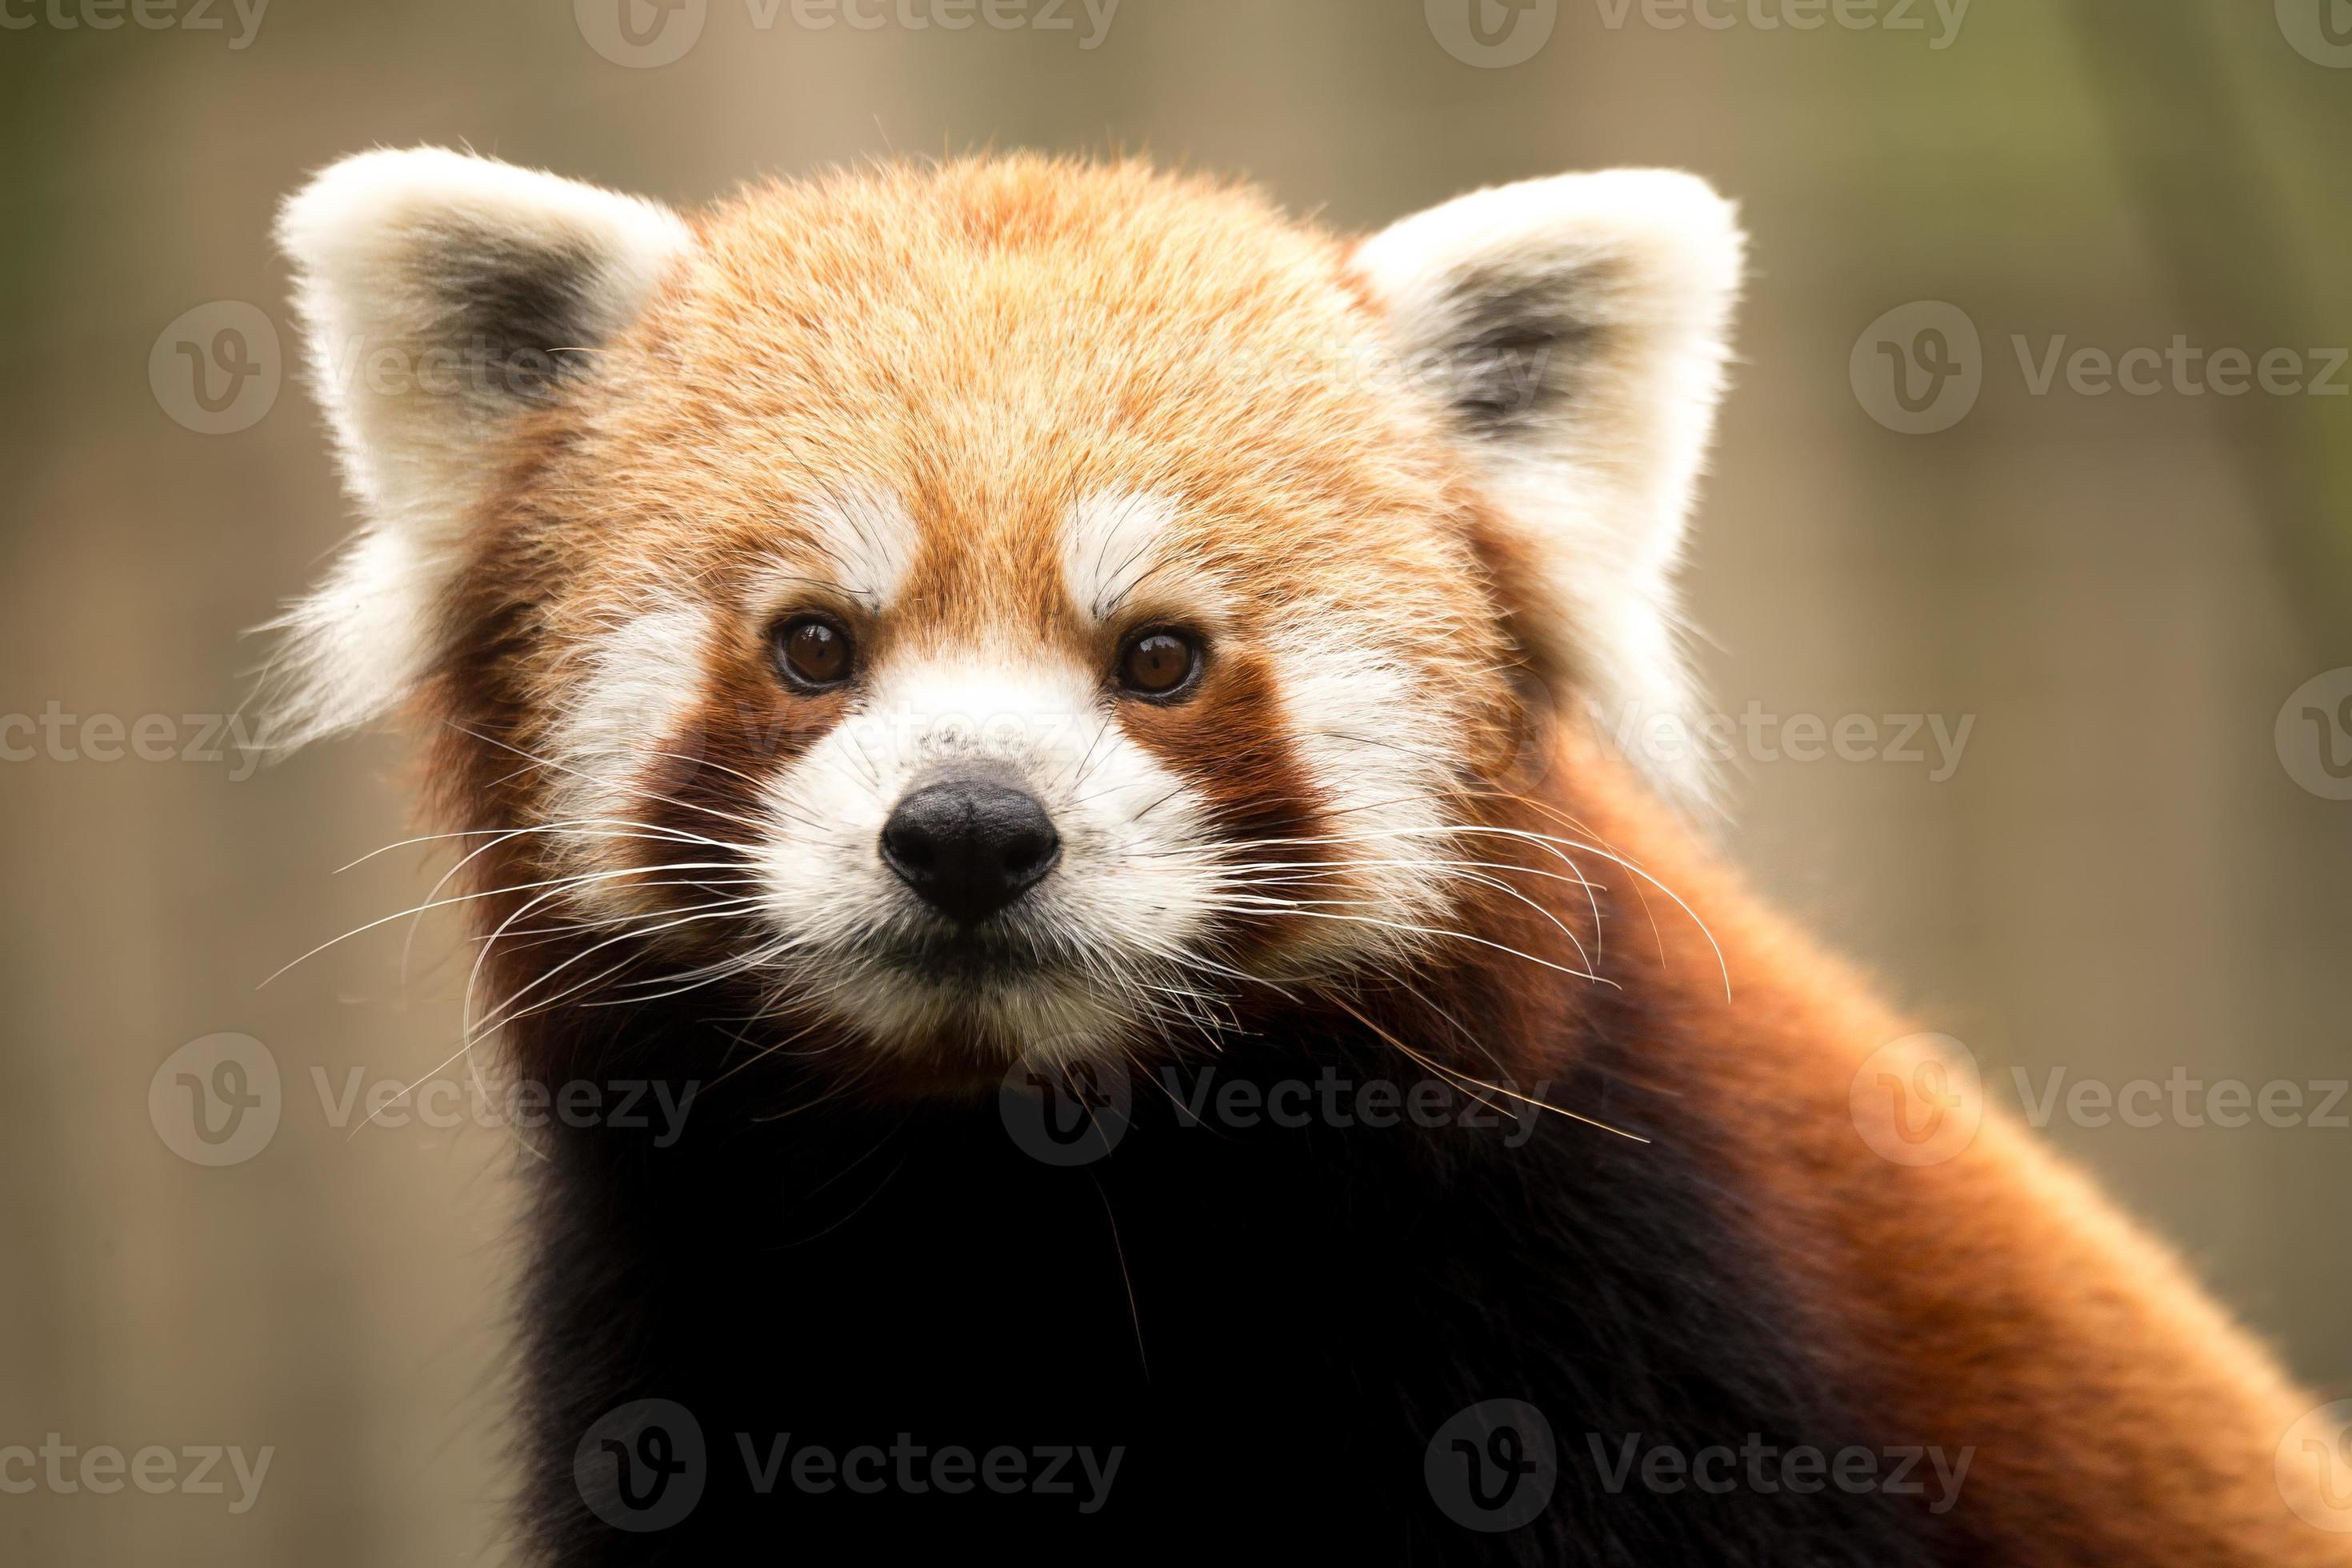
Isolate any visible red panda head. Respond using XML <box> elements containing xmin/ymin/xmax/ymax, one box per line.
<box><xmin>270</xmin><ymin>150</ymin><xmax>1740</xmax><ymax>1080</ymax></box>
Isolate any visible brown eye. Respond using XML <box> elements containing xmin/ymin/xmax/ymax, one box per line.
<box><xmin>1117</xmin><ymin>629</ymin><xmax>1203</xmax><ymax>699</ymax></box>
<box><xmin>774</xmin><ymin>614</ymin><xmax>854</xmax><ymax>690</ymax></box>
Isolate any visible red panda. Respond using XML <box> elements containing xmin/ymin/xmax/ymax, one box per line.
<box><xmin>268</xmin><ymin>149</ymin><xmax>2350</xmax><ymax>1563</ymax></box>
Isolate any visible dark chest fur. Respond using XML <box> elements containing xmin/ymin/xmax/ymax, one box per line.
<box><xmin>513</xmin><ymin>987</ymin><xmax>1973</xmax><ymax>1566</ymax></box>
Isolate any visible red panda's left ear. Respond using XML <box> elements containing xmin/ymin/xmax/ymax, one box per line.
<box><xmin>1354</xmin><ymin>170</ymin><xmax>1742</xmax><ymax>806</ymax></box>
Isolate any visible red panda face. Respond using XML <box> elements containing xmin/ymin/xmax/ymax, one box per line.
<box><xmin>271</xmin><ymin>153</ymin><xmax>1740</xmax><ymax>1079</ymax></box>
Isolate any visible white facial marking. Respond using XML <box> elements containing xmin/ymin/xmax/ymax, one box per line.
<box><xmin>1262</xmin><ymin>617</ymin><xmax>1457</xmax><ymax>961</ymax></box>
<box><xmin>544</xmin><ymin>602</ymin><xmax>715</xmax><ymax>864</ymax></box>
<box><xmin>1059</xmin><ymin>489</ymin><xmax>1238</xmax><ymax>626</ymax></box>
<box><xmin>753</xmin><ymin>642</ymin><xmax>1221</xmax><ymax>1059</ymax></box>
<box><xmin>1062</xmin><ymin>490</ymin><xmax>1178</xmax><ymax>620</ymax></box>
<box><xmin>808</xmin><ymin>485</ymin><xmax>922</xmax><ymax>614</ymax></box>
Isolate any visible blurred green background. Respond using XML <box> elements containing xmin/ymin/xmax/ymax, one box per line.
<box><xmin>2</xmin><ymin>1</ymin><xmax>2349</xmax><ymax>1561</ymax></box>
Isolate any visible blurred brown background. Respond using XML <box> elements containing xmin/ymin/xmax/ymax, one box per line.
<box><xmin>3</xmin><ymin>0</ymin><xmax>2349</xmax><ymax>1561</ymax></box>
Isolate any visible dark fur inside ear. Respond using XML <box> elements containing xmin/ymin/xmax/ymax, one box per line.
<box><xmin>1431</xmin><ymin>260</ymin><xmax>1614</xmax><ymax>438</ymax></box>
<box><xmin>422</xmin><ymin>227</ymin><xmax>606</xmax><ymax>402</ymax></box>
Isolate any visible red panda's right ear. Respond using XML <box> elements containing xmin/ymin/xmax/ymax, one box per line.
<box><xmin>263</xmin><ymin>147</ymin><xmax>693</xmax><ymax>747</ymax></box>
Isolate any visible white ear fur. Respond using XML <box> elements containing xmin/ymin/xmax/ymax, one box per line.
<box><xmin>1354</xmin><ymin>170</ymin><xmax>1742</xmax><ymax>803</ymax></box>
<box><xmin>264</xmin><ymin>147</ymin><xmax>692</xmax><ymax>746</ymax></box>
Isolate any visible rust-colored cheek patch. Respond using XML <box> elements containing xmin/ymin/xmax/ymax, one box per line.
<box><xmin>1118</xmin><ymin>648</ymin><xmax>1330</xmax><ymax>953</ymax></box>
<box><xmin>632</xmin><ymin>638</ymin><xmax>850</xmax><ymax>874</ymax></box>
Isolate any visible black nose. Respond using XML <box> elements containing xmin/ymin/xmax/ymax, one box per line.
<box><xmin>879</xmin><ymin>778</ymin><xmax>1062</xmax><ymax>925</ymax></box>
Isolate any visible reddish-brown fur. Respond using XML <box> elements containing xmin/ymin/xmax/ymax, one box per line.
<box><xmin>336</xmin><ymin>156</ymin><xmax>2344</xmax><ymax>1558</ymax></box>
<box><xmin>1535</xmin><ymin>737</ymin><xmax>2347</xmax><ymax>1562</ymax></box>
